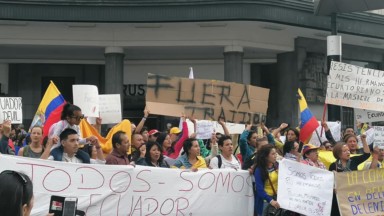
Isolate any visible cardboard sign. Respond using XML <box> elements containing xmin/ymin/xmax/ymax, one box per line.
<box><xmin>146</xmin><ymin>74</ymin><xmax>269</xmax><ymax>124</ymax></box>
<box><xmin>326</xmin><ymin>61</ymin><xmax>384</xmax><ymax>111</ymax></box>
<box><xmin>278</xmin><ymin>159</ymin><xmax>334</xmax><ymax>216</ymax></box>
<box><xmin>99</xmin><ymin>94</ymin><xmax>122</xmax><ymax>124</ymax></box>
<box><xmin>355</xmin><ymin>108</ymin><xmax>384</xmax><ymax>123</ymax></box>
<box><xmin>73</xmin><ymin>85</ymin><xmax>99</xmax><ymax>117</ymax></box>
<box><xmin>335</xmin><ymin>169</ymin><xmax>384</xmax><ymax>216</ymax></box>
<box><xmin>0</xmin><ymin>97</ymin><xmax>22</xmax><ymax>123</ymax></box>
<box><xmin>373</xmin><ymin>126</ymin><xmax>384</xmax><ymax>149</ymax></box>
<box><xmin>309</xmin><ymin>121</ymin><xmax>341</xmax><ymax>147</ymax></box>
<box><xmin>0</xmin><ymin>155</ymin><xmax>253</xmax><ymax>216</ymax></box>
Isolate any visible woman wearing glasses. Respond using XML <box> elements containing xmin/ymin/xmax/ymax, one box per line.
<box><xmin>0</xmin><ymin>170</ymin><xmax>53</xmax><ymax>216</ymax></box>
<box><xmin>48</xmin><ymin>103</ymin><xmax>97</xmax><ymax>150</ymax></box>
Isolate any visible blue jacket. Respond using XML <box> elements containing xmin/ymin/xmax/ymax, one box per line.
<box><xmin>254</xmin><ymin>167</ymin><xmax>274</xmax><ymax>216</ymax></box>
<box><xmin>50</xmin><ymin>146</ymin><xmax>91</xmax><ymax>164</ymax></box>
<box><xmin>239</xmin><ymin>131</ymin><xmax>275</xmax><ymax>160</ymax></box>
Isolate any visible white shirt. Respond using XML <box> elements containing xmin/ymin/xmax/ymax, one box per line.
<box><xmin>49</xmin><ymin>120</ymin><xmax>87</xmax><ymax>150</ymax></box>
<box><xmin>209</xmin><ymin>154</ymin><xmax>241</xmax><ymax>170</ymax></box>
<box><xmin>47</xmin><ymin>153</ymin><xmax>105</xmax><ymax>164</ymax></box>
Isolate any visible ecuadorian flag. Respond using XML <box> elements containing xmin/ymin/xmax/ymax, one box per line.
<box><xmin>30</xmin><ymin>81</ymin><xmax>66</xmax><ymax>136</ymax></box>
<box><xmin>298</xmin><ymin>88</ymin><xmax>319</xmax><ymax>142</ymax></box>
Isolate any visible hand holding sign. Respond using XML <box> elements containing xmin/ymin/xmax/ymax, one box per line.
<box><xmin>1</xmin><ymin>120</ymin><xmax>11</xmax><ymax>137</ymax></box>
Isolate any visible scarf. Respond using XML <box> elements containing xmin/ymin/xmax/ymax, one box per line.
<box><xmin>336</xmin><ymin>159</ymin><xmax>351</xmax><ymax>172</ymax></box>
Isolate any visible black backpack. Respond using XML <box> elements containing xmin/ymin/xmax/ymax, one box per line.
<box><xmin>241</xmin><ymin>152</ymin><xmax>257</xmax><ymax>170</ymax></box>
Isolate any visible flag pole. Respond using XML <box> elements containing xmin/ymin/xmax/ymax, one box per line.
<box><xmin>320</xmin><ymin>103</ymin><xmax>327</xmax><ymax>136</ymax></box>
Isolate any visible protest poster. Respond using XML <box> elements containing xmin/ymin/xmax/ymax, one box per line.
<box><xmin>326</xmin><ymin>61</ymin><xmax>384</xmax><ymax>111</ymax></box>
<box><xmin>73</xmin><ymin>85</ymin><xmax>99</xmax><ymax>117</ymax></box>
<box><xmin>196</xmin><ymin>120</ymin><xmax>214</xmax><ymax>139</ymax></box>
<box><xmin>99</xmin><ymin>94</ymin><xmax>122</xmax><ymax>124</ymax></box>
<box><xmin>357</xmin><ymin>128</ymin><xmax>375</xmax><ymax>148</ymax></box>
<box><xmin>309</xmin><ymin>121</ymin><xmax>341</xmax><ymax>147</ymax></box>
<box><xmin>0</xmin><ymin>97</ymin><xmax>22</xmax><ymax>123</ymax></box>
<box><xmin>146</xmin><ymin>74</ymin><xmax>269</xmax><ymax>124</ymax></box>
<box><xmin>278</xmin><ymin>159</ymin><xmax>334</xmax><ymax>216</ymax></box>
<box><xmin>355</xmin><ymin>108</ymin><xmax>384</xmax><ymax>123</ymax></box>
<box><xmin>0</xmin><ymin>155</ymin><xmax>253</xmax><ymax>216</ymax></box>
<box><xmin>373</xmin><ymin>126</ymin><xmax>384</xmax><ymax>149</ymax></box>
<box><xmin>335</xmin><ymin>169</ymin><xmax>384</xmax><ymax>216</ymax></box>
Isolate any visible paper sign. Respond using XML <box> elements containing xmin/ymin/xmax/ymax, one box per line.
<box><xmin>278</xmin><ymin>159</ymin><xmax>334</xmax><ymax>216</ymax></box>
<box><xmin>335</xmin><ymin>169</ymin><xmax>384</xmax><ymax>216</ymax></box>
<box><xmin>357</xmin><ymin>128</ymin><xmax>375</xmax><ymax>148</ymax></box>
<box><xmin>373</xmin><ymin>126</ymin><xmax>384</xmax><ymax>149</ymax></box>
<box><xmin>146</xmin><ymin>74</ymin><xmax>269</xmax><ymax>124</ymax></box>
<box><xmin>0</xmin><ymin>97</ymin><xmax>22</xmax><ymax>123</ymax></box>
<box><xmin>326</xmin><ymin>61</ymin><xmax>384</xmax><ymax>111</ymax></box>
<box><xmin>196</xmin><ymin>120</ymin><xmax>214</xmax><ymax>139</ymax></box>
<box><xmin>99</xmin><ymin>94</ymin><xmax>122</xmax><ymax>124</ymax></box>
<box><xmin>0</xmin><ymin>155</ymin><xmax>254</xmax><ymax>216</ymax></box>
<box><xmin>73</xmin><ymin>85</ymin><xmax>99</xmax><ymax>117</ymax></box>
<box><xmin>214</xmin><ymin>122</ymin><xmax>245</xmax><ymax>135</ymax></box>
<box><xmin>355</xmin><ymin>108</ymin><xmax>384</xmax><ymax>123</ymax></box>
<box><xmin>309</xmin><ymin>121</ymin><xmax>341</xmax><ymax>147</ymax></box>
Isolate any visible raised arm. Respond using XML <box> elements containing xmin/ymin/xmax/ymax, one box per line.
<box><xmin>322</xmin><ymin>121</ymin><xmax>337</xmax><ymax>145</ymax></box>
<box><xmin>272</xmin><ymin>123</ymin><xmax>288</xmax><ymax>138</ymax></box>
<box><xmin>172</xmin><ymin>114</ymin><xmax>189</xmax><ymax>156</ymax></box>
<box><xmin>218</xmin><ymin>118</ymin><xmax>230</xmax><ymax>136</ymax></box>
<box><xmin>134</xmin><ymin>107</ymin><xmax>149</xmax><ymax>134</ymax></box>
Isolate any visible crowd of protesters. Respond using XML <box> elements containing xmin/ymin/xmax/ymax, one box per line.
<box><xmin>0</xmin><ymin>103</ymin><xmax>383</xmax><ymax>216</ymax></box>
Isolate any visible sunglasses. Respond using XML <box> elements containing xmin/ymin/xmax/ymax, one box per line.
<box><xmin>70</xmin><ymin>114</ymin><xmax>84</xmax><ymax>120</ymax></box>
<box><xmin>1</xmin><ymin>170</ymin><xmax>28</xmax><ymax>185</ymax></box>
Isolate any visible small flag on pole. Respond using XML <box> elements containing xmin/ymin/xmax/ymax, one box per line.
<box><xmin>189</xmin><ymin>67</ymin><xmax>194</xmax><ymax>79</ymax></box>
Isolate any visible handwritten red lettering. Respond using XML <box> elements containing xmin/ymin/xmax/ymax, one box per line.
<box><xmin>134</xmin><ymin>169</ymin><xmax>151</xmax><ymax>192</ymax></box>
<box><xmin>179</xmin><ymin>171</ymin><xmax>193</xmax><ymax>192</ymax></box>
<box><xmin>76</xmin><ymin>166</ymin><xmax>105</xmax><ymax>190</ymax></box>
<box><xmin>109</xmin><ymin>171</ymin><xmax>131</xmax><ymax>193</ymax></box>
<box><xmin>160</xmin><ymin>198</ymin><xmax>175</xmax><ymax>215</ymax></box>
<box><xmin>43</xmin><ymin>169</ymin><xmax>71</xmax><ymax>192</ymax></box>
<box><xmin>198</xmin><ymin>172</ymin><xmax>215</xmax><ymax>190</ymax></box>
<box><xmin>231</xmin><ymin>175</ymin><xmax>245</xmax><ymax>193</ymax></box>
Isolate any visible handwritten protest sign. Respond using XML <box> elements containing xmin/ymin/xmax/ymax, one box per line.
<box><xmin>278</xmin><ymin>159</ymin><xmax>334</xmax><ymax>216</ymax></box>
<box><xmin>326</xmin><ymin>61</ymin><xmax>384</xmax><ymax>111</ymax></box>
<box><xmin>357</xmin><ymin>128</ymin><xmax>375</xmax><ymax>148</ymax></box>
<box><xmin>355</xmin><ymin>108</ymin><xmax>384</xmax><ymax>123</ymax></box>
<box><xmin>309</xmin><ymin>121</ymin><xmax>341</xmax><ymax>146</ymax></box>
<box><xmin>214</xmin><ymin>122</ymin><xmax>245</xmax><ymax>135</ymax></box>
<box><xmin>0</xmin><ymin>155</ymin><xmax>253</xmax><ymax>216</ymax></box>
<box><xmin>0</xmin><ymin>97</ymin><xmax>22</xmax><ymax>123</ymax></box>
<box><xmin>146</xmin><ymin>74</ymin><xmax>269</xmax><ymax>124</ymax></box>
<box><xmin>335</xmin><ymin>169</ymin><xmax>384</xmax><ymax>216</ymax></box>
<box><xmin>99</xmin><ymin>94</ymin><xmax>122</xmax><ymax>124</ymax></box>
<box><xmin>196</xmin><ymin>120</ymin><xmax>214</xmax><ymax>139</ymax></box>
<box><xmin>73</xmin><ymin>85</ymin><xmax>99</xmax><ymax>117</ymax></box>
<box><xmin>373</xmin><ymin>126</ymin><xmax>384</xmax><ymax>149</ymax></box>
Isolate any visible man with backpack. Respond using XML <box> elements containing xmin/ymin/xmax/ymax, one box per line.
<box><xmin>209</xmin><ymin>135</ymin><xmax>240</xmax><ymax>169</ymax></box>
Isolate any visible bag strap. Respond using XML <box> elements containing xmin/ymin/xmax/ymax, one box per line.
<box><xmin>267</xmin><ymin>166</ymin><xmax>277</xmax><ymax>196</ymax></box>
<box><xmin>216</xmin><ymin>155</ymin><xmax>222</xmax><ymax>168</ymax></box>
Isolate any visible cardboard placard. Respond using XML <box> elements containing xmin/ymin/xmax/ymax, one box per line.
<box><xmin>335</xmin><ymin>169</ymin><xmax>384</xmax><ymax>216</ymax></box>
<box><xmin>146</xmin><ymin>74</ymin><xmax>269</xmax><ymax>123</ymax></box>
<box><xmin>326</xmin><ymin>61</ymin><xmax>384</xmax><ymax>111</ymax></box>
<box><xmin>0</xmin><ymin>97</ymin><xmax>22</xmax><ymax>123</ymax></box>
<box><xmin>73</xmin><ymin>85</ymin><xmax>99</xmax><ymax>117</ymax></box>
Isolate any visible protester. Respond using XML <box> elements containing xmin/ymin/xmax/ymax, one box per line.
<box><xmin>44</xmin><ymin>128</ymin><xmax>105</xmax><ymax>164</ymax></box>
<box><xmin>301</xmin><ymin>144</ymin><xmax>326</xmax><ymax>169</ymax></box>
<box><xmin>133</xmin><ymin>107</ymin><xmax>149</xmax><ymax>135</ymax></box>
<box><xmin>363</xmin><ymin>146</ymin><xmax>384</xmax><ymax>170</ymax></box>
<box><xmin>254</xmin><ymin>144</ymin><xmax>280</xmax><ymax>216</ymax></box>
<box><xmin>239</xmin><ymin>125</ymin><xmax>258</xmax><ymax>161</ymax></box>
<box><xmin>148</xmin><ymin>129</ymin><xmax>160</xmax><ymax>142</ymax></box>
<box><xmin>173</xmin><ymin>138</ymin><xmax>207</xmax><ymax>170</ymax></box>
<box><xmin>0</xmin><ymin>120</ymin><xmax>15</xmax><ymax>155</ymax></box>
<box><xmin>18</xmin><ymin>126</ymin><xmax>44</xmax><ymax>158</ymax></box>
<box><xmin>321</xmin><ymin>120</ymin><xmax>337</xmax><ymax>145</ymax></box>
<box><xmin>209</xmin><ymin>135</ymin><xmax>240</xmax><ymax>169</ymax></box>
<box><xmin>130</xmin><ymin>133</ymin><xmax>146</xmax><ymax>162</ymax></box>
<box><xmin>320</xmin><ymin>140</ymin><xmax>333</xmax><ymax>151</ymax></box>
<box><xmin>136</xmin><ymin>141</ymin><xmax>170</xmax><ymax>168</ymax></box>
<box><xmin>106</xmin><ymin>131</ymin><xmax>132</xmax><ymax>165</ymax></box>
<box><xmin>343</xmin><ymin>134</ymin><xmax>364</xmax><ymax>154</ymax></box>
<box><xmin>283</xmin><ymin>140</ymin><xmax>301</xmax><ymax>162</ymax></box>
<box><xmin>49</xmin><ymin>103</ymin><xmax>96</xmax><ymax>149</ymax></box>
<box><xmin>80</xmin><ymin>143</ymin><xmax>98</xmax><ymax>160</ymax></box>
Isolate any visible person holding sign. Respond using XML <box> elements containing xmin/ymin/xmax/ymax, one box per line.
<box><xmin>329</xmin><ymin>134</ymin><xmax>371</xmax><ymax>216</ymax></box>
<box><xmin>363</xmin><ymin>146</ymin><xmax>384</xmax><ymax>169</ymax></box>
<box><xmin>253</xmin><ymin>144</ymin><xmax>280</xmax><ymax>216</ymax></box>
<box><xmin>173</xmin><ymin>138</ymin><xmax>207</xmax><ymax>171</ymax></box>
<box><xmin>0</xmin><ymin>120</ymin><xmax>15</xmax><ymax>155</ymax></box>
<box><xmin>136</xmin><ymin>141</ymin><xmax>170</xmax><ymax>168</ymax></box>
<box><xmin>49</xmin><ymin>104</ymin><xmax>97</xmax><ymax>150</ymax></box>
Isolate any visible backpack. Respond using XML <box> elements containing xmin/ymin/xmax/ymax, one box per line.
<box><xmin>242</xmin><ymin>152</ymin><xmax>257</xmax><ymax>170</ymax></box>
<box><xmin>216</xmin><ymin>155</ymin><xmax>240</xmax><ymax>168</ymax></box>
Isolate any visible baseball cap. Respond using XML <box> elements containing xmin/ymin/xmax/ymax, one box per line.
<box><xmin>148</xmin><ymin>129</ymin><xmax>160</xmax><ymax>136</ymax></box>
<box><xmin>170</xmin><ymin>127</ymin><xmax>181</xmax><ymax>134</ymax></box>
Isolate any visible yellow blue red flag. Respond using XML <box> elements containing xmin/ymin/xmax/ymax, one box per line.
<box><xmin>298</xmin><ymin>88</ymin><xmax>319</xmax><ymax>142</ymax></box>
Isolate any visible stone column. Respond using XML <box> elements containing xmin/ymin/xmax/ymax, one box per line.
<box><xmin>0</xmin><ymin>63</ymin><xmax>9</xmax><ymax>95</ymax></box>
<box><xmin>223</xmin><ymin>45</ymin><xmax>243</xmax><ymax>83</ymax></box>
<box><xmin>105</xmin><ymin>47</ymin><xmax>125</xmax><ymax>107</ymax></box>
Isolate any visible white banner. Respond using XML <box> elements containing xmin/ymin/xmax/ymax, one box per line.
<box><xmin>214</xmin><ymin>122</ymin><xmax>245</xmax><ymax>135</ymax></box>
<box><xmin>0</xmin><ymin>155</ymin><xmax>253</xmax><ymax>216</ymax></box>
<box><xmin>373</xmin><ymin>126</ymin><xmax>384</xmax><ymax>149</ymax></box>
<box><xmin>309</xmin><ymin>121</ymin><xmax>341</xmax><ymax>147</ymax></box>
<box><xmin>99</xmin><ymin>94</ymin><xmax>122</xmax><ymax>124</ymax></box>
<box><xmin>326</xmin><ymin>61</ymin><xmax>384</xmax><ymax>111</ymax></box>
<box><xmin>73</xmin><ymin>85</ymin><xmax>99</xmax><ymax>117</ymax></box>
<box><xmin>277</xmin><ymin>159</ymin><xmax>334</xmax><ymax>216</ymax></box>
<box><xmin>0</xmin><ymin>97</ymin><xmax>23</xmax><ymax>123</ymax></box>
<box><xmin>354</xmin><ymin>108</ymin><xmax>384</xmax><ymax>123</ymax></box>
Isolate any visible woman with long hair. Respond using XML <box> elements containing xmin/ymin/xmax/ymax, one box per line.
<box><xmin>173</xmin><ymin>138</ymin><xmax>207</xmax><ymax>171</ymax></box>
<box><xmin>136</xmin><ymin>141</ymin><xmax>169</xmax><ymax>168</ymax></box>
<box><xmin>254</xmin><ymin>144</ymin><xmax>280</xmax><ymax>216</ymax></box>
